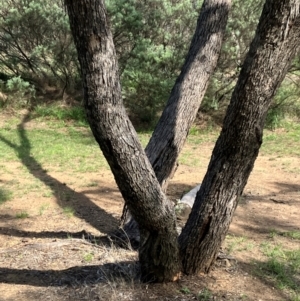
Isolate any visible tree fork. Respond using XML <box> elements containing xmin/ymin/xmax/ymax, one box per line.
<box><xmin>64</xmin><ymin>0</ymin><xmax>181</xmax><ymax>282</ymax></box>
<box><xmin>120</xmin><ymin>0</ymin><xmax>231</xmax><ymax>241</ymax></box>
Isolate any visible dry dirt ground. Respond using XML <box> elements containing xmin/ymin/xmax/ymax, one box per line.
<box><xmin>0</xmin><ymin>124</ymin><xmax>299</xmax><ymax>300</ymax></box>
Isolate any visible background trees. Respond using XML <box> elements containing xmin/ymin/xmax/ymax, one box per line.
<box><xmin>105</xmin><ymin>0</ymin><xmax>202</xmax><ymax>125</ymax></box>
<box><xmin>0</xmin><ymin>0</ymin><xmax>79</xmax><ymax>99</ymax></box>
<box><xmin>1</xmin><ymin>0</ymin><xmax>299</xmax><ymax>129</ymax></box>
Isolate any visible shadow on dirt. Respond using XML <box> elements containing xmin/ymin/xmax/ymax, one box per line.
<box><xmin>0</xmin><ymin>228</ymin><xmax>111</xmax><ymax>244</ymax></box>
<box><xmin>0</xmin><ymin>259</ymin><xmax>294</xmax><ymax>301</ymax></box>
<box><xmin>0</xmin><ymin>262</ymin><xmax>139</xmax><ymax>287</ymax></box>
<box><xmin>0</xmin><ymin>112</ymin><xmax>118</xmax><ymax>235</ymax></box>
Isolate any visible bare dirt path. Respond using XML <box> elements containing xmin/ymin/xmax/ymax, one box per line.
<box><xmin>0</xmin><ymin>136</ymin><xmax>299</xmax><ymax>300</ymax></box>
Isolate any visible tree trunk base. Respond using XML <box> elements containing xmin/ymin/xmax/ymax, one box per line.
<box><xmin>139</xmin><ymin>228</ymin><xmax>181</xmax><ymax>282</ymax></box>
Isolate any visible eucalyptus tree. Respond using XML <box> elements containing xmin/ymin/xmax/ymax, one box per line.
<box><xmin>64</xmin><ymin>0</ymin><xmax>300</xmax><ymax>282</ymax></box>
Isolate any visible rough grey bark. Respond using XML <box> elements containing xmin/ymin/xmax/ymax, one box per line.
<box><xmin>179</xmin><ymin>0</ymin><xmax>300</xmax><ymax>274</ymax></box>
<box><xmin>147</xmin><ymin>0</ymin><xmax>231</xmax><ymax>191</ymax></box>
<box><xmin>120</xmin><ymin>0</ymin><xmax>231</xmax><ymax>243</ymax></box>
<box><xmin>64</xmin><ymin>0</ymin><xmax>181</xmax><ymax>282</ymax></box>
<box><xmin>65</xmin><ymin>0</ymin><xmax>300</xmax><ymax>281</ymax></box>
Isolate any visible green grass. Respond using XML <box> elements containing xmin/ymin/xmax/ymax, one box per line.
<box><xmin>180</xmin><ymin>287</ymin><xmax>191</xmax><ymax>294</ymax></box>
<box><xmin>0</xmin><ymin>187</ymin><xmax>13</xmax><ymax>204</ymax></box>
<box><xmin>0</xmin><ymin>115</ymin><xmax>111</xmax><ymax>200</ymax></box>
<box><xmin>257</xmin><ymin>242</ymin><xmax>300</xmax><ymax>298</ymax></box>
<box><xmin>0</xmin><ymin>112</ymin><xmax>299</xmax><ymax>300</ymax></box>
<box><xmin>1</xmin><ymin>113</ymin><xmax>298</xmax><ymax>177</ymax></box>
<box><xmin>83</xmin><ymin>252</ymin><xmax>94</xmax><ymax>262</ymax></box>
<box><xmin>0</xmin><ymin>121</ymin><xmax>109</xmax><ymax>173</ymax></box>
<box><xmin>197</xmin><ymin>288</ymin><xmax>212</xmax><ymax>301</ymax></box>
<box><xmin>39</xmin><ymin>203</ymin><xmax>50</xmax><ymax>215</ymax></box>
<box><xmin>86</xmin><ymin>181</ymin><xmax>98</xmax><ymax>187</ymax></box>
<box><xmin>187</xmin><ymin>126</ymin><xmax>219</xmax><ymax>145</ymax></box>
<box><xmin>225</xmin><ymin>234</ymin><xmax>248</xmax><ymax>254</ymax></box>
<box><xmin>33</xmin><ymin>104</ymin><xmax>88</xmax><ymax>126</ymax></box>
<box><xmin>281</xmin><ymin>231</ymin><xmax>300</xmax><ymax>240</ymax></box>
<box><xmin>63</xmin><ymin>206</ymin><xmax>75</xmax><ymax>218</ymax></box>
<box><xmin>42</xmin><ymin>190</ymin><xmax>53</xmax><ymax>198</ymax></box>
<box><xmin>60</xmin><ymin>191</ymin><xmax>73</xmax><ymax>202</ymax></box>
<box><xmin>268</xmin><ymin>229</ymin><xmax>300</xmax><ymax>240</ymax></box>
<box><xmin>16</xmin><ymin>211</ymin><xmax>29</xmax><ymax>219</ymax></box>
<box><xmin>261</xmin><ymin>122</ymin><xmax>300</xmax><ymax>157</ymax></box>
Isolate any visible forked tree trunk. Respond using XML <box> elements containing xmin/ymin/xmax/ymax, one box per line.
<box><xmin>64</xmin><ymin>0</ymin><xmax>181</xmax><ymax>282</ymax></box>
<box><xmin>65</xmin><ymin>0</ymin><xmax>300</xmax><ymax>281</ymax></box>
<box><xmin>121</xmin><ymin>0</ymin><xmax>231</xmax><ymax>241</ymax></box>
<box><xmin>180</xmin><ymin>0</ymin><xmax>300</xmax><ymax>274</ymax></box>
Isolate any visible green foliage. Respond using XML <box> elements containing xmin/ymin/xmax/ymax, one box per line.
<box><xmin>202</xmin><ymin>0</ymin><xmax>264</xmax><ymax>112</ymax></box>
<box><xmin>265</xmin><ymin>78</ymin><xmax>300</xmax><ymax>129</ymax></box>
<box><xmin>1</xmin><ymin>0</ymin><xmax>299</xmax><ymax>129</ymax></box>
<box><xmin>107</xmin><ymin>0</ymin><xmax>201</xmax><ymax>126</ymax></box>
<box><xmin>202</xmin><ymin>0</ymin><xmax>300</xmax><ymax>130</ymax></box>
<box><xmin>0</xmin><ymin>0</ymin><xmax>79</xmax><ymax>97</ymax></box>
<box><xmin>2</xmin><ymin>76</ymin><xmax>36</xmax><ymax>107</ymax></box>
<box><xmin>0</xmin><ymin>0</ymin><xmax>202</xmax><ymax>125</ymax></box>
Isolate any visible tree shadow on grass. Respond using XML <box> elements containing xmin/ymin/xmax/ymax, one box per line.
<box><xmin>0</xmin><ymin>112</ymin><xmax>118</xmax><ymax>236</ymax></box>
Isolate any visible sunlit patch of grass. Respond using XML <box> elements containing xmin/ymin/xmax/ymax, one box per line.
<box><xmin>257</xmin><ymin>242</ymin><xmax>300</xmax><ymax>297</ymax></box>
<box><xmin>187</xmin><ymin>129</ymin><xmax>219</xmax><ymax>145</ymax></box>
<box><xmin>0</xmin><ymin>187</ymin><xmax>13</xmax><ymax>204</ymax></box>
<box><xmin>63</xmin><ymin>206</ymin><xmax>75</xmax><ymax>218</ymax></box>
<box><xmin>39</xmin><ymin>203</ymin><xmax>50</xmax><ymax>215</ymax></box>
<box><xmin>42</xmin><ymin>190</ymin><xmax>53</xmax><ymax>198</ymax></box>
<box><xmin>225</xmin><ymin>235</ymin><xmax>248</xmax><ymax>254</ymax></box>
<box><xmin>16</xmin><ymin>211</ymin><xmax>29</xmax><ymax>219</ymax></box>
<box><xmin>281</xmin><ymin>231</ymin><xmax>300</xmax><ymax>240</ymax></box>
<box><xmin>0</xmin><ymin>122</ymin><xmax>109</xmax><ymax>173</ymax></box>
<box><xmin>83</xmin><ymin>252</ymin><xmax>94</xmax><ymax>262</ymax></box>
<box><xmin>261</xmin><ymin>122</ymin><xmax>300</xmax><ymax>156</ymax></box>
<box><xmin>33</xmin><ymin>104</ymin><xmax>88</xmax><ymax>126</ymax></box>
